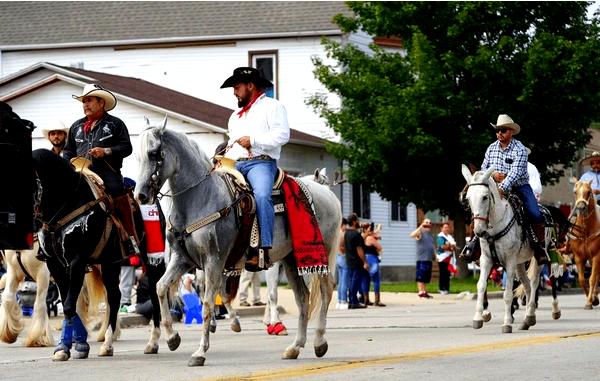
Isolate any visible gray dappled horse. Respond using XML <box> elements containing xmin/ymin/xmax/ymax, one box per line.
<box><xmin>135</xmin><ymin>118</ymin><xmax>342</xmax><ymax>366</ymax></box>
<box><xmin>462</xmin><ymin>165</ymin><xmax>542</xmax><ymax>333</ymax></box>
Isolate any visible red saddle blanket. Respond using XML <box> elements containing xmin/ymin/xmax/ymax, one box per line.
<box><xmin>281</xmin><ymin>176</ymin><xmax>329</xmax><ymax>275</ymax></box>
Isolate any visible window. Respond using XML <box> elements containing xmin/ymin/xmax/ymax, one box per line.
<box><xmin>250</xmin><ymin>51</ymin><xmax>278</xmax><ymax>98</ymax></box>
<box><xmin>352</xmin><ymin>184</ymin><xmax>370</xmax><ymax>219</ymax></box>
<box><xmin>391</xmin><ymin>201</ymin><xmax>407</xmax><ymax>222</ymax></box>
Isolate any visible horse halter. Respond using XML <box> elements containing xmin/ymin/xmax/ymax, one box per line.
<box><xmin>147</xmin><ymin>147</ymin><xmax>166</xmax><ymax>200</ymax></box>
<box><xmin>467</xmin><ymin>182</ymin><xmax>493</xmax><ymax>224</ymax></box>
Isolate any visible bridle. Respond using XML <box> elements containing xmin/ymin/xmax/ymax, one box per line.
<box><xmin>466</xmin><ymin>180</ymin><xmax>515</xmax><ymax>242</ymax></box>
<box><xmin>467</xmin><ymin>182</ymin><xmax>494</xmax><ymax>224</ymax></box>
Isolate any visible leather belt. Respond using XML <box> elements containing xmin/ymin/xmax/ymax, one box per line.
<box><xmin>237</xmin><ymin>155</ymin><xmax>273</xmax><ymax>161</ymax></box>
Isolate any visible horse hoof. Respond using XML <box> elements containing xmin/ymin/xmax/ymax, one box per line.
<box><xmin>553</xmin><ymin>311</ymin><xmax>561</xmax><ymax>320</ymax></box>
<box><xmin>314</xmin><ymin>342</ymin><xmax>328</xmax><ymax>358</ymax></box>
<box><xmin>473</xmin><ymin>320</ymin><xmax>483</xmax><ymax>329</ymax></box>
<box><xmin>282</xmin><ymin>347</ymin><xmax>300</xmax><ymax>359</ymax></box>
<box><xmin>593</xmin><ymin>298</ymin><xmax>599</xmax><ymax>306</ymax></box>
<box><xmin>525</xmin><ymin>315</ymin><xmax>536</xmax><ymax>327</ymax></box>
<box><xmin>502</xmin><ymin>325</ymin><xmax>512</xmax><ymax>334</ymax></box>
<box><xmin>167</xmin><ymin>333</ymin><xmax>181</xmax><ymax>351</ymax></box>
<box><xmin>209</xmin><ymin>323</ymin><xmax>217</xmax><ymax>333</ymax></box>
<box><xmin>584</xmin><ymin>304</ymin><xmax>593</xmax><ymax>310</ymax></box>
<box><xmin>52</xmin><ymin>350</ymin><xmax>70</xmax><ymax>361</ymax></box>
<box><xmin>187</xmin><ymin>356</ymin><xmax>205</xmax><ymax>367</ymax></box>
<box><xmin>98</xmin><ymin>346</ymin><xmax>114</xmax><ymax>357</ymax></box>
<box><xmin>144</xmin><ymin>343</ymin><xmax>159</xmax><ymax>354</ymax></box>
<box><xmin>482</xmin><ymin>311</ymin><xmax>492</xmax><ymax>322</ymax></box>
<box><xmin>230</xmin><ymin>318</ymin><xmax>241</xmax><ymax>333</ymax></box>
<box><xmin>519</xmin><ymin>322</ymin><xmax>530</xmax><ymax>331</ymax></box>
<box><xmin>72</xmin><ymin>350</ymin><xmax>89</xmax><ymax>359</ymax></box>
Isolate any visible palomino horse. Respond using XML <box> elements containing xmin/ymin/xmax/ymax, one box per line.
<box><xmin>462</xmin><ymin>165</ymin><xmax>542</xmax><ymax>333</ymax></box>
<box><xmin>135</xmin><ymin>118</ymin><xmax>342</xmax><ymax>366</ymax></box>
<box><xmin>0</xmin><ymin>241</ymin><xmax>54</xmax><ymax>346</ymax></box>
<box><xmin>31</xmin><ymin>149</ymin><xmax>166</xmax><ymax>360</ymax></box>
<box><xmin>566</xmin><ymin>180</ymin><xmax>600</xmax><ymax>309</ymax></box>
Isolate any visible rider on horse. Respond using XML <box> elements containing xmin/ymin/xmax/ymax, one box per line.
<box><xmin>62</xmin><ymin>83</ymin><xmax>139</xmax><ymax>257</ymax></box>
<box><xmin>463</xmin><ymin>114</ymin><xmax>549</xmax><ymax>265</ymax></box>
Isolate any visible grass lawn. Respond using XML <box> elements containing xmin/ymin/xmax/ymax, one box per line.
<box><xmin>380</xmin><ymin>276</ymin><xmax>504</xmax><ymax>294</ymax></box>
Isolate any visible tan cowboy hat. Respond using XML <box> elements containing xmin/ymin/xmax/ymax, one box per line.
<box><xmin>580</xmin><ymin>151</ymin><xmax>600</xmax><ymax>166</ymax></box>
<box><xmin>490</xmin><ymin>114</ymin><xmax>520</xmax><ymax>135</ymax></box>
<box><xmin>72</xmin><ymin>83</ymin><xmax>117</xmax><ymax>111</ymax></box>
<box><xmin>41</xmin><ymin>120</ymin><xmax>69</xmax><ymax>138</ymax></box>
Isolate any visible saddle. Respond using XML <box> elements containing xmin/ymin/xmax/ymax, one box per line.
<box><xmin>506</xmin><ymin>193</ymin><xmax>554</xmax><ymax>247</ymax></box>
<box><xmin>214</xmin><ymin>158</ymin><xmax>287</xmax><ymax>274</ymax></box>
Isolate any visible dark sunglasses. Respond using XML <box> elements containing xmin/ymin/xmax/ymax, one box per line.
<box><xmin>495</xmin><ymin>128</ymin><xmax>509</xmax><ymax>134</ymax></box>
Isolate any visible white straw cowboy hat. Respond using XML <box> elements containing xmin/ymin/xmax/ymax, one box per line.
<box><xmin>41</xmin><ymin>120</ymin><xmax>69</xmax><ymax>138</ymax></box>
<box><xmin>72</xmin><ymin>83</ymin><xmax>117</xmax><ymax>111</ymax></box>
<box><xmin>580</xmin><ymin>151</ymin><xmax>600</xmax><ymax>166</ymax></box>
<box><xmin>490</xmin><ymin>114</ymin><xmax>520</xmax><ymax>135</ymax></box>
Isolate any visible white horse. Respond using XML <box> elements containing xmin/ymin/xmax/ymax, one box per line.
<box><xmin>462</xmin><ymin>165</ymin><xmax>542</xmax><ymax>333</ymax></box>
<box><xmin>135</xmin><ymin>118</ymin><xmax>342</xmax><ymax>366</ymax></box>
<box><xmin>0</xmin><ymin>242</ymin><xmax>54</xmax><ymax>346</ymax></box>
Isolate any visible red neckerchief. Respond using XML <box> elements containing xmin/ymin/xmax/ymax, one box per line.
<box><xmin>237</xmin><ymin>92</ymin><xmax>264</xmax><ymax>118</ymax></box>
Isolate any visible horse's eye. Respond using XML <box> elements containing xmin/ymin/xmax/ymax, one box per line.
<box><xmin>148</xmin><ymin>151</ymin><xmax>160</xmax><ymax>160</ymax></box>
<box><xmin>482</xmin><ymin>196</ymin><xmax>488</xmax><ymax>201</ymax></box>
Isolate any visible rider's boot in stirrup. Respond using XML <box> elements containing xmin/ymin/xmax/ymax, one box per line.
<box><xmin>245</xmin><ymin>247</ymin><xmax>271</xmax><ymax>272</ymax></box>
<box><xmin>459</xmin><ymin>236</ymin><xmax>480</xmax><ymax>263</ymax></box>
<box><xmin>532</xmin><ymin>223</ymin><xmax>550</xmax><ymax>266</ymax></box>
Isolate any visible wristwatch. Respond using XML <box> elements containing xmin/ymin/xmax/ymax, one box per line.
<box><xmin>103</xmin><ymin>148</ymin><xmax>112</xmax><ymax>155</ymax></box>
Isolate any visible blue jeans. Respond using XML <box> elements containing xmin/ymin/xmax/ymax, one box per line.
<box><xmin>236</xmin><ymin>159</ymin><xmax>277</xmax><ymax>247</ymax></box>
<box><xmin>347</xmin><ymin>267</ymin><xmax>362</xmax><ymax>305</ymax></box>
<box><xmin>513</xmin><ymin>184</ymin><xmax>543</xmax><ymax>224</ymax></box>
<box><xmin>366</xmin><ymin>254</ymin><xmax>381</xmax><ymax>293</ymax></box>
<box><xmin>336</xmin><ymin>254</ymin><xmax>348</xmax><ymax>302</ymax></box>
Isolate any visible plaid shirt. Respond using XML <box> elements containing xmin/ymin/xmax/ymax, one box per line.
<box><xmin>481</xmin><ymin>138</ymin><xmax>529</xmax><ymax>192</ymax></box>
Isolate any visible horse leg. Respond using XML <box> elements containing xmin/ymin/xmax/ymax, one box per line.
<box><xmin>144</xmin><ymin>261</ymin><xmax>165</xmax><ymax>354</ymax></box>
<box><xmin>280</xmin><ymin>254</ymin><xmax>309</xmax><ymax>359</ymax></box>
<box><xmin>312</xmin><ymin>267</ymin><xmax>334</xmax><ymax>357</ymax></box>
<box><xmin>188</xmin><ymin>257</ymin><xmax>220</xmax><ymax>367</ymax></box>
<box><xmin>481</xmin><ymin>290</ymin><xmax>492</xmax><ymax>323</ymax></box>
<box><xmin>520</xmin><ymin>262</ymin><xmax>541</xmax><ymax>330</ymax></box>
<box><xmin>222</xmin><ymin>275</ymin><xmax>241</xmax><ymax>333</ymax></box>
<box><xmin>97</xmin><ymin>261</ymin><xmax>121</xmax><ymax>357</ymax></box>
<box><xmin>156</xmin><ymin>250</ymin><xmax>189</xmax><ymax>352</ymax></box>
<box><xmin>25</xmin><ymin>260</ymin><xmax>54</xmax><ymax>347</ymax></box>
<box><xmin>574</xmin><ymin>255</ymin><xmax>591</xmax><ymax>309</ymax></box>
<box><xmin>0</xmin><ymin>252</ymin><xmax>24</xmax><ymax>344</ymax></box>
<box><xmin>502</xmin><ymin>262</ymin><xmax>515</xmax><ymax>333</ymax></box>
<box><xmin>588</xmin><ymin>256</ymin><xmax>600</xmax><ymax>309</ymax></box>
<box><xmin>264</xmin><ymin>262</ymin><xmax>287</xmax><ymax>336</ymax></box>
<box><xmin>52</xmin><ymin>256</ymin><xmax>87</xmax><ymax>361</ymax></box>
<box><xmin>551</xmin><ymin>276</ymin><xmax>561</xmax><ymax>320</ymax></box>
<box><xmin>473</xmin><ymin>255</ymin><xmax>492</xmax><ymax>329</ymax></box>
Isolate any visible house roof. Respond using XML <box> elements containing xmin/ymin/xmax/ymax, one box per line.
<box><xmin>1</xmin><ymin>62</ymin><xmax>327</xmax><ymax>146</ymax></box>
<box><xmin>0</xmin><ymin>1</ymin><xmax>350</xmax><ymax>50</ymax></box>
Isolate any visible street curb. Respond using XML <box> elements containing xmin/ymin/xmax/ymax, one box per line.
<box><xmin>118</xmin><ymin>305</ymin><xmax>287</xmax><ymax>328</ymax></box>
<box><xmin>464</xmin><ymin>286</ymin><xmax>583</xmax><ymax>300</ymax></box>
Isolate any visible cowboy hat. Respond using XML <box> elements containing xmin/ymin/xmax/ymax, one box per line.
<box><xmin>490</xmin><ymin>114</ymin><xmax>520</xmax><ymax>135</ymax></box>
<box><xmin>72</xmin><ymin>83</ymin><xmax>117</xmax><ymax>111</ymax></box>
<box><xmin>580</xmin><ymin>151</ymin><xmax>600</xmax><ymax>166</ymax></box>
<box><xmin>220</xmin><ymin>67</ymin><xmax>273</xmax><ymax>89</ymax></box>
<box><xmin>41</xmin><ymin>120</ymin><xmax>69</xmax><ymax>138</ymax></box>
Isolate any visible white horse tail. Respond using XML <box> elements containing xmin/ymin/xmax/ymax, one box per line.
<box><xmin>307</xmin><ymin>228</ymin><xmax>339</xmax><ymax>320</ymax></box>
<box><xmin>514</xmin><ymin>257</ymin><xmax>539</xmax><ymax>299</ymax></box>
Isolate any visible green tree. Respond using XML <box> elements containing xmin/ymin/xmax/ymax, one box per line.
<box><xmin>310</xmin><ymin>2</ymin><xmax>600</xmax><ymax>275</ymax></box>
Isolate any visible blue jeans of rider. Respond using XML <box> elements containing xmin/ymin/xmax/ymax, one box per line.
<box><xmin>513</xmin><ymin>184</ymin><xmax>543</xmax><ymax>224</ymax></box>
<box><xmin>336</xmin><ymin>254</ymin><xmax>349</xmax><ymax>302</ymax></box>
<box><xmin>236</xmin><ymin>159</ymin><xmax>277</xmax><ymax>248</ymax></box>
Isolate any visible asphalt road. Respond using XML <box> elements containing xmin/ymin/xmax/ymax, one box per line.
<box><xmin>1</xmin><ymin>291</ymin><xmax>599</xmax><ymax>381</ymax></box>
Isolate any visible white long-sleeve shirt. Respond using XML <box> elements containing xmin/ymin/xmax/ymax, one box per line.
<box><xmin>225</xmin><ymin>94</ymin><xmax>290</xmax><ymax>161</ymax></box>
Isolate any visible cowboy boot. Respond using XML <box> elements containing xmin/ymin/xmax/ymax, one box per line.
<box><xmin>374</xmin><ymin>292</ymin><xmax>386</xmax><ymax>307</ymax></box>
<box><xmin>364</xmin><ymin>293</ymin><xmax>373</xmax><ymax>306</ymax></box>
<box><xmin>114</xmin><ymin>194</ymin><xmax>140</xmax><ymax>257</ymax></box>
<box><xmin>459</xmin><ymin>237</ymin><xmax>480</xmax><ymax>263</ymax></box>
<box><xmin>532</xmin><ymin>223</ymin><xmax>550</xmax><ymax>265</ymax></box>
<box><xmin>245</xmin><ymin>247</ymin><xmax>271</xmax><ymax>272</ymax></box>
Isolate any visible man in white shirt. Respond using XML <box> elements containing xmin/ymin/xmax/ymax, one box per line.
<box><xmin>220</xmin><ymin>67</ymin><xmax>290</xmax><ymax>271</ymax></box>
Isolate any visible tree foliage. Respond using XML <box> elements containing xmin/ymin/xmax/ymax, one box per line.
<box><xmin>310</xmin><ymin>1</ymin><xmax>600</xmax><ymax>217</ymax></box>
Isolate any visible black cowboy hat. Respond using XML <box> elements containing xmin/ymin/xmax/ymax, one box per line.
<box><xmin>220</xmin><ymin>67</ymin><xmax>273</xmax><ymax>89</ymax></box>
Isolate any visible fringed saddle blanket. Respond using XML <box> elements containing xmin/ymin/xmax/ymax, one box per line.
<box><xmin>281</xmin><ymin>176</ymin><xmax>329</xmax><ymax>275</ymax></box>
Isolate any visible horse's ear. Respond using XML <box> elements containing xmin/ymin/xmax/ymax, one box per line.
<box><xmin>160</xmin><ymin>115</ymin><xmax>168</xmax><ymax>132</ymax></box>
<box><xmin>144</xmin><ymin>116</ymin><xmax>150</xmax><ymax>126</ymax></box>
<box><xmin>461</xmin><ymin>164</ymin><xmax>472</xmax><ymax>183</ymax></box>
<box><xmin>319</xmin><ymin>168</ymin><xmax>327</xmax><ymax>177</ymax></box>
<box><xmin>483</xmin><ymin>167</ymin><xmax>495</xmax><ymax>180</ymax></box>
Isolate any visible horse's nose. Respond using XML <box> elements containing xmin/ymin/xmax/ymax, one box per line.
<box><xmin>137</xmin><ymin>193</ymin><xmax>148</xmax><ymax>204</ymax></box>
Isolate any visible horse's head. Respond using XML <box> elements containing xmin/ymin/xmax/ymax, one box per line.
<box><xmin>461</xmin><ymin>164</ymin><xmax>496</xmax><ymax>236</ymax></box>
<box><xmin>573</xmin><ymin>180</ymin><xmax>595</xmax><ymax>218</ymax></box>
<box><xmin>136</xmin><ymin>116</ymin><xmax>173</xmax><ymax>204</ymax></box>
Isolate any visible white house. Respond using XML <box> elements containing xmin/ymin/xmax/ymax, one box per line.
<box><xmin>0</xmin><ymin>2</ymin><xmax>418</xmax><ymax>280</ymax></box>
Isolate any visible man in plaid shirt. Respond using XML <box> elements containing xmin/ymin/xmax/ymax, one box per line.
<box><xmin>480</xmin><ymin>114</ymin><xmax>549</xmax><ymax>265</ymax></box>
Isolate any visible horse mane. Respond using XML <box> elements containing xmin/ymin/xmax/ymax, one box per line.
<box><xmin>32</xmin><ymin>149</ymin><xmax>81</xmax><ymax>189</ymax></box>
<box><xmin>142</xmin><ymin>125</ymin><xmax>211</xmax><ymax>165</ymax></box>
